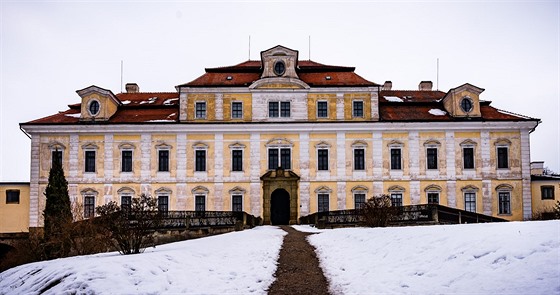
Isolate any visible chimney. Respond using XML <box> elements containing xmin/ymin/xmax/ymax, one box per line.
<box><xmin>530</xmin><ymin>161</ymin><xmax>545</xmax><ymax>175</ymax></box>
<box><xmin>382</xmin><ymin>81</ymin><xmax>392</xmax><ymax>90</ymax></box>
<box><xmin>418</xmin><ymin>81</ymin><xmax>433</xmax><ymax>91</ymax></box>
<box><xmin>125</xmin><ymin>83</ymin><xmax>140</xmax><ymax>93</ymax></box>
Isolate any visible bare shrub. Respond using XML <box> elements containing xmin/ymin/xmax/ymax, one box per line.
<box><xmin>359</xmin><ymin>194</ymin><xmax>399</xmax><ymax>227</ymax></box>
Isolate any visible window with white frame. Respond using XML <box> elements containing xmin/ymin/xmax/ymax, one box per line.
<box><xmin>280</xmin><ymin>101</ymin><xmax>290</xmax><ymax>117</ymax></box>
<box><xmin>121</xmin><ymin>194</ymin><xmax>132</xmax><ymax>212</ymax></box>
<box><xmin>354</xmin><ymin>148</ymin><xmax>365</xmax><ymax>171</ymax></box>
<box><xmin>318</xmin><ymin>194</ymin><xmax>329</xmax><ymax>212</ymax></box>
<box><xmin>121</xmin><ymin>150</ymin><xmax>133</xmax><ymax>172</ymax></box>
<box><xmin>268</xmin><ymin>101</ymin><xmax>291</xmax><ymax>118</ymax></box>
<box><xmin>464</xmin><ymin>192</ymin><xmax>476</xmax><ymax>212</ymax></box>
<box><xmin>317</xmin><ymin>101</ymin><xmax>328</xmax><ymax>118</ymax></box>
<box><xmin>389</xmin><ymin>186</ymin><xmax>405</xmax><ymax>207</ymax></box>
<box><xmin>498</xmin><ymin>192</ymin><xmax>511</xmax><ymax>215</ymax></box>
<box><xmin>460</xmin><ymin>140</ymin><xmax>476</xmax><ymax>170</ymax></box>
<box><xmin>158</xmin><ymin>149</ymin><xmax>169</xmax><ymax>172</ymax></box>
<box><xmin>193</xmin><ymin>143</ymin><xmax>208</xmax><ymax>172</ymax></box>
<box><xmin>352</xmin><ymin>186</ymin><xmax>368</xmax><ymax>209</ymax></box>
<box><xmin>232</xmin><ymin>195</ymin><xmax>243</xmax><ymax>212</ymax></box>
<box><xmin>231</xmin><ymin>101</ymin><xmax>243</xmax><ymax>119</ymax></box>
<box><xmin>267</xmin><ymin>139</ymin><xmax>292</xmax><ymax>170</ymax></box>
<box><xmin>232</xmin><ymin>150</ymin><xmax>243</xmax><ymax>172</ymax></box>
<box><xmin>195</xmin><ymin>195</ymin><xmax>205</xmax><ymax>212</ymax></box>
<box><xmin>317</xmin><ymin>149</ymin><xmax>329</xmax><ymax>171</ymax></box>
<box><xmin>427</xmin><ymin>192</ymin><xmax>439</xmax><ymax>204</ymax></box>
<box><xmin>195</xmin><ymin>101</ymin><xmax>206</xmax><ymax>119</ymax></box>
<box><xmin>352</xmin><ymin>100</ymin><xmax>364</xmax><ymax>118</ymax></box>
<box><xmin>84</xmin><ymin>195</ymin><xmax>95</xmax><ymax>218</ymax></box>
<box><xmin>427</xmin><ymin>147</ymin><xmax>438</xmax><ymax>170</ymax></box>
<box><xmin>158</xmin><ymin>195</ymin><xmax>169</xmax><ymax>213</ymax></box>
<box><xmin>390</xmin><ymin>146</ymin><xmax>402</xmax><ymax>170</ymax></box>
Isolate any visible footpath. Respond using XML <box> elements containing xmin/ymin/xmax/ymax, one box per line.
<box><xmin>267</xmin><ymin>226</ymin><xmax>331</xmax><ymax>295</ymax></box>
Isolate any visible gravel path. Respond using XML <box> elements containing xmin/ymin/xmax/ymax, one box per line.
<box><xmin>268</xmin><ymin>226</ymin><xmax>331</xmax><ymax>295</ymax></box>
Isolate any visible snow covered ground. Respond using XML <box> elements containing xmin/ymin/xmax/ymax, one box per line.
<box><xmin>0</xmin><ymin>227</ymin><xmax>286</xmax><ymax>295</ymax></box>
<box><xmin>1</xmin><ymin>221</ymin><xmax>558</xmax><ymax>294</ymax></box>
<box><xmin>301</xmin><ymin>220</ymin><xmax>560</xmax><ymax>295</ymax></box>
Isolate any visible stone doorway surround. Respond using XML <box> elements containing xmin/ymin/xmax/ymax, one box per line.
<box><xmin>261</xmin><ymin>167</ymin><xmax>300</xmax><ymax>225</ymax></box>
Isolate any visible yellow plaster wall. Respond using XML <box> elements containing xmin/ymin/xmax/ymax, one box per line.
<box><xmin>343</xmin><ymin>93</ymin><xmax>371</xmax><ymax>120</ymax></box>
<box><xmin>0</xmin><ymin>183</ymin><xmax>30</xmax><ymax>233</ymax></box>
<box><xmin>309</xmin><ymin>182</ymin><xmax>337</xmax><ymax>213</ymax></box>
<box><xmin>307</xmin><ymin>93</ymin><xmax>337</xmax><ymax>121</ymax></box>
<box><xmin>531</xmin><ymin>180</ymin><xmax>560</xmax><ymax>215</ymax></box>
<box><xmin>187</xmin><ymin>93</ymin><xmax>216</xmax><ymax>121</ymax></box>
<box><xmin>223</xmin><ymin>93</ymin><xmax>252</xmax><ymax>121</ymax></box>
<box><xmin>39</xmin><ymin>135</ymin><xmax>71</xmax><ymax>179</ymax></box>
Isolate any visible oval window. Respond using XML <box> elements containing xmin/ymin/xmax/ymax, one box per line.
<box><xmin>89</xmin><ymin>100</ymin><xmax>100</xmax><ymax>116</ymax></box>
<box><xmin>460</xmin><ymin>97</ymin><xmax>473</xmax><ymax>113</ymax></box>
<box><xmin>273</xmin><ymin>61</ymin><xmax>285</xmax><ymax>76</ymax></box>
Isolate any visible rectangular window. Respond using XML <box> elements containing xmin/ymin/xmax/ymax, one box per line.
<box><xmin>353</xmin><ymin>101</ymin><xmax>364</xmax><ymax>118</ymax></box>
<box><xmin>280</xmin><ymin>148</ymin><xmax>291</xmax><ymax>169</ymax></box>
<box><xmin>280</xmin><ymin>101</ymin><xmax>290</xmax><ymax>117</ymax></box>
<box><xmin>541</xmin><ymin>186</ymin><xmax>555</xmax><ymax>200</ymax></box>
<box><xmin>268</xmin><ymin>149</ymin><xmax>279</xmax><ymax>170</ymax></box>
<box><xmin>464</xmin><ymin>192</ymin><xmax>476</xmax><ymax>212</ymax></box>
<box><xmin>158</xmin><ymin>150</ymin><xmax>169</xmax><ymax>172</ymax></box>
<box><xmin>317</xmin><ymin>101</ymin><xmax>328</xmax><ymax>118</ymax></box>
<box><xmin>121</xmin><ymin>150</ymin><xmax>133</xmax><ymax>172</ymax></box>
<box><xmin>6</xmin><ymin>190</ymin><xmax>20</xmax><ymax>204</ymax></box>
<box><xmin>195</xmin><ymin>195</ymin><xmax>206</xmax><ymax>212</ymax></box>
<box><xmin>498</xmin><ymin>192</ymin><xmax>511</xmax><ymax>215</ymax></box>
<box><xmin>427</xmin><ymin>192</ymin><xmax>439</xmax><ymax>204</ymax></box>
<box><xmin>232</xmin><ymin>195</ymin><xmax>243</xmax><ymax>212</ymax></box>
<box><xmin>354</xmin><ymin>148</ymin><xmax>365</xmax><ymax>171</ymax></box>
<box><xmin>231</xmin><ymin>101</ymin><xmax>243</xmax><ymax>119</ymax></box>
<box><xmin>232</xmin><ymin>150</ymin><xmax>243</xmax><ymax>171</ymax></box>
<box><xmin>85</xmin><ymin>150</ymin><xmax>96</xmax><ymax>173</ymax></box>
<box><xmin>84</xmin><ymin>196</ymin><xmax>95</xmax><ymax>218</ymax></box>
<box><xmin>318</xmin><ymin>149</ymin><xmax>329</xmax><ymax>171</ymax></box>
<box><xmin>463</xmin><ymin>147</ymin><xmax>474</xmax><ymax>169</ymax></box>
<box><xmin>195</xmin><ymin>150</ymin><xmax>206</xmax><ymax>172</ymax></box>
<box><xmin>52</xmin><ymin>150</ymin><xmax>62</xmax><ymax>167</ymax></box>
<box><xmin>354</xmin><ymin>193</ymin><xmax>366</xmax><ymax>209</ymax></box>
<box><xmin>390</xmin><ymin>148</ymin><xmax>402</xmax><ymax>170</ymax></box>
<box><xmin>158</xmin><ymin>195</ymin><xmax>169</xmax><ymax>213</ymax></box>
<box><xmin>121</xmin><ymin>195</ymin><xmax>132</xmax><ymax>212</ymax></box>
<box><xmin>195</xmin><ymin>101</ymin><xmax>206</xmax><ymax>119</ymax></box>
<box><xmin>318</xmin><ymin>194</ymin><xmax>329</xmax><ymax>212</ymax></box>
<box><xmin>390</xmin><ymin>193</ymin><xmax>403</xmax><ymax>207</ymax></box>
<box><xmin>497</xmin><ymin>147</ymin><xmax>509</xmax><ymax>169</ymax></box>
<box><xmin>427</xmin><ymin>148</ymin><xmax>438</xmax><ymax>170</ymax></box>
<box><xmin>269</xmin><ymin>101</ymin><xmax>279</xmax><ymax>118</ymax></box>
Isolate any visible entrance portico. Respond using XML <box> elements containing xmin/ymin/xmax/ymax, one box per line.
<box><xmin>261</xmin><ymin>168</ymin><xmax>300</xmax><ymax>225</ymax></box>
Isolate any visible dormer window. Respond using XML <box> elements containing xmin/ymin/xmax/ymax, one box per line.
<box><xmin>273</xmin><ymin>60</ymin><xmax>285</xmax><ymax>76</ymax></box>
<box><xmin>88</xmin><ymin>100</ymin><xmax>100</xmax><ymax>116</ymax></box>
<box><xmin>460</xmin><ymin>97</ymin><xmax>473</xmax><ymax>113</ymax></box>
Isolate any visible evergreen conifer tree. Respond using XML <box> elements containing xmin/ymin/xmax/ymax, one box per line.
<box><xmin>43</xmin><ymin>157</ymin><xmax>73</xmax><ymax>258</ymax></box>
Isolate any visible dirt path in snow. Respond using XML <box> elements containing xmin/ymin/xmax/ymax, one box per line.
<box><xmin>268</xmin><ymin>226</ymin><xmax>331</xmax><ymax>295</ymax></box>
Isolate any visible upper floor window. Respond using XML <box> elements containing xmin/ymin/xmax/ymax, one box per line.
<box><xmin>268</xmin><ymin>148</ymin><xmax>291</xmax><ymax>170</ymax></box>
<box><xmin>281</xmin><ymin>102</ymin><xmax>290</xmax><ymax>117</ymax></box>
<box><xmin>231</xmin><ymin>102</ymin><xmax>243</xmax><ymax>119</ymax></box>
<box><xmin>269</xmin><ymin>101</ymin><xmax>291</xmax><ymax>118</ymax></box>
<box><xmin>352</xmin><ymin>101</ymin><xmax>364</xmax><ymax>118</ymax></box>
<box><xmin>52</xmin><ymin>150</ymin><xmax>63</xmax><ymax>168</ymax></box>
<box><xmin>195</xmin><ymin>101</ymin><xmax>206</xmax><ymax>119</ymax></box>
<box><xmin>541</xmin><ymin>186</ymin><xmax>555</xmax><ymax>200</ymax></box>
<box><xmin>121</xmin><ymin>150</ymin><xmax>133</xmax><ymax>172</ymax></box>
<box><xmin>268</xmin><ymin>101</ymin><xmax>279</xmax><ymax>117</ymax></box>
<box><xmin>390</xmin><ymin>147</ymin><xmax>402</xmax><ymax>170</ymax></box>
<box><xmin>317</xmin><ymin>101</ymin><xmax>328</xmax><ymax>118</ymax></box>
<box><xmin>318</xmin><ymin>193</ymin><xmax>329</xmax><ymax>212</ymax></box>
<box><xmin>232</xmin><ymin>150</ymin><xmax>243</xmax><ymax>172</ymax></box>
<box><xmin>317</xmin><ymin>149</ymin><xmax>329</xmax><ymax>171</ymax></box>
<box><xmin>232</xmin><ymin>194</ymin><xmax>243</xmax><ymax>212</ymax></box>
<box><xmin>158</xmin><ymin>150</ymin><xmax>169</xmax><ymax>172</ymax></box>
<box><xmin>463</xmin><ymin>146</ymin><xmax>475</xmax><ymax>169</ymax></box>
<box><xmin>6</xmin><ymin>190</ymin><xmax>20</xmax><ymax>204</ymax></box>
<box><xmin>497</xmin><ymin>146</ymin><xmax>509</xmax><ymax>169</ymax></box>
<box><xmin>354</xmin><ymin>148</ymin><xmax>365</xmax><ymax>171</ymax></box>
<box><xmin>195</xmin><ymin>150</ymin><xmax>207</xmax><ymax>172</ymax></box>
<box><xmin>427</xmin><ymin>148</ymin><xmax>438</xmax><ymax>170</ymax></box>
<box><xmin>85</xmin><ymin>150</ymin><xmax>96</xmax><ymax>173</ymax></box>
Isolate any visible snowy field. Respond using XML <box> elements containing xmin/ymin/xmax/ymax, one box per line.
<box><xmin>299</xmin><ymin>220</ymin><xmax>560</xmax><ymax>295</ymax></box>
<box><xmin>1</xmin><ymin>221</ymin><xmax>558</xmax><ymax>295</ymax></box>
<box><xmin>0</xmin><ymin>227</ymin><xmax>286</xmax><ymax>295</ymax></box>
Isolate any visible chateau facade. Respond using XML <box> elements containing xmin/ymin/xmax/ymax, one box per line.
<box><xmin>21</xmin><ymin>45</ymin><xmax>540</xmax><ymax>226</ymax></box>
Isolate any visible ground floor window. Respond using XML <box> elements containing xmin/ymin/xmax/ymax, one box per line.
<box><xmin>427</xmin><ymin>192</ymin><xmax>439</xmax><ymax>204</ymax></box>
<box><xmin>390</xmin><ymin>193</ymin><xmax>403</xmax><ymax>207</ymax></box>
<box><xmin>121</xmin><ymin>195</ymin><xmax>132</xmax><ymax>212</ymax></box>
<box><xmin>498</xmin><ymin>192</ymin><xmax>511</xmax><ymax>215</ymax></box>
<box><xmin>158</xmin><ymin>195</ymin><xmax>169</xmax><ymax>214</ymax></box>
<box><xmin>6</xmin><ymin>190</ymin><xmax>20</xmax><ymax>204</ymax></box>
<box><xmin>232</xmin><ymin>195</ymin><xmax>243</xmax><ymax>212</ymax></box>
<box><xmin>318</xmin><ymin>194</ymin><xmax>329</xmax><ymax>212</ymax></box>
<box><xmin>464</xmin><ymin>192</ymin><xmax>476</xmax><ymax>212</ymax></box>
<box><xmin>195</xmin><ymin>195</ymin><xmax>206</xmax><ymax>212</ymax></box>
<box><xmin>84</xmin><ymin>195</ymin><xmax>95</xmax><ymax>218</ymax></box>
<box><xmin>354</xmin><ymin>193</ymin><xmax>366</xmax><ymax>209</ymax></box>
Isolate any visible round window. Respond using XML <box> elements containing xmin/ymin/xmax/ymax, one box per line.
<box><xmin>273</xmin><ymin>60</ymin><xmax>285</xmax><ymax>76</ymax></box>
<box><xmin>89</xmin><ymin>100</ymin><xmax>100</xmax><ymax>116</ymax></box>
<box><xmin>460</xmin><ymin>97</ymin><xmax>473</xmax><ymax>113</ymax></box>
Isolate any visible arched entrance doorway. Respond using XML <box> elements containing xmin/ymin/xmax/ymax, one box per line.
<box><xmin>270</xmin><ymin>189</ymin><xmax>290</xmax><ymax>225</ymax></box>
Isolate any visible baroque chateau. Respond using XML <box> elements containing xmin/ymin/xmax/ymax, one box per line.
<box><xmin>20</xmin><ymin>45</ymin><xmax>540</xmax><ymax>227</ymax></box>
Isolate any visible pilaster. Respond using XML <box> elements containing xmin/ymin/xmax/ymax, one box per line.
<box><xmin>337</xmin><ymin>182</ymin><xmax>346</xmax><ymax>210</ymax></box>
<box><xmin>372</xmin><ymin>131</ymin><xmax>383</xmax><ymax>179</ymax></box>
<box><xmin>176</xmin><ymin>133</ymin><xmax>187</xmax><ymax>181</ymax></box>
<box><xmin>140</xmin><ymin>134</ymin><xmax>151</xmax><ymax>182</ymax></box>
<box><xmin>299</xmin><ymin>132</ymin><xmax>310</xmax><ymax>181</ymax></box>
<box><xmin>481</xmin><ymin>131</ymin><xmax>491</xmax><ymax>178</ymax></box>
<box><xmin>520</xmin><ymin>130</ymin><xmax>533</xmax><ymax>219</ymax></box>
<box><xmin>29</xmin><ymin>134</ymin><xmax>41</xmax><ymax>228</ymax></box>
<box><xmin>336</xmin><ymin>132</ymin><xmax>346</xmax><ymax>180</ymax></box>
<box><xmin>410</xmin><ymin>180</ymin><xmax>420</xmax><ymax>204</ymax></box>
<box><xmin>446</xmin><ymin>180</ymin><xmax>457</xmax><ymax>207</ymax></box>
<box><xmin>409</xmin><ymin>131</ymin><xmax>419</xmax><ymax>179</ymax></box>
<box><xmin>445</xmin><ymin>131</ymin><xmax>456</xmax><ymax>180</ymax></box>
<box><xmin>482</xmin><ymin>179</ymin><xmax>492</xmax><ymax>215</ymax></box>
<box><xmin>69</xmin><ymin>134</ymin><xmax>79</xmax><ymax>179</ymax></box>
<box><xmin>215</xmin><ymin>93</ymin><xmax>224</xmax><ymax>120</ymax></box>
<box><xmin>336</xmin><ymin>93</ymin><xmax>344</xmax><ymax>120</ymax></box>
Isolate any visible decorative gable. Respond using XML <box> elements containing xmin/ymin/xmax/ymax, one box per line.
<box><xmin>442</xmin><ymin>83</ymin><xmax>484</xmax><ymax>118</ymax></box>
<box><xmin>250</xmin><ymin>45</ymin><xmax>310</xmax><ymax>89</ymax></box>
<box><xmin>76</xmin><ymin>85</ymin><xmax>121</xmax><ymax>122</ymax></box>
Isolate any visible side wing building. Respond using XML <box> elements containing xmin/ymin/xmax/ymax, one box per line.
<box><xmin>20</xmin><ymin>45</ymin><xmax>540</xmax><ymax>227</ymax></box>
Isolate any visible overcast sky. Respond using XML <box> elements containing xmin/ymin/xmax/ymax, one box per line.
<box><xmin>1</xmin><ymin>1</ymin><xmax>558</xmax><ymax>181</ymax></box>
